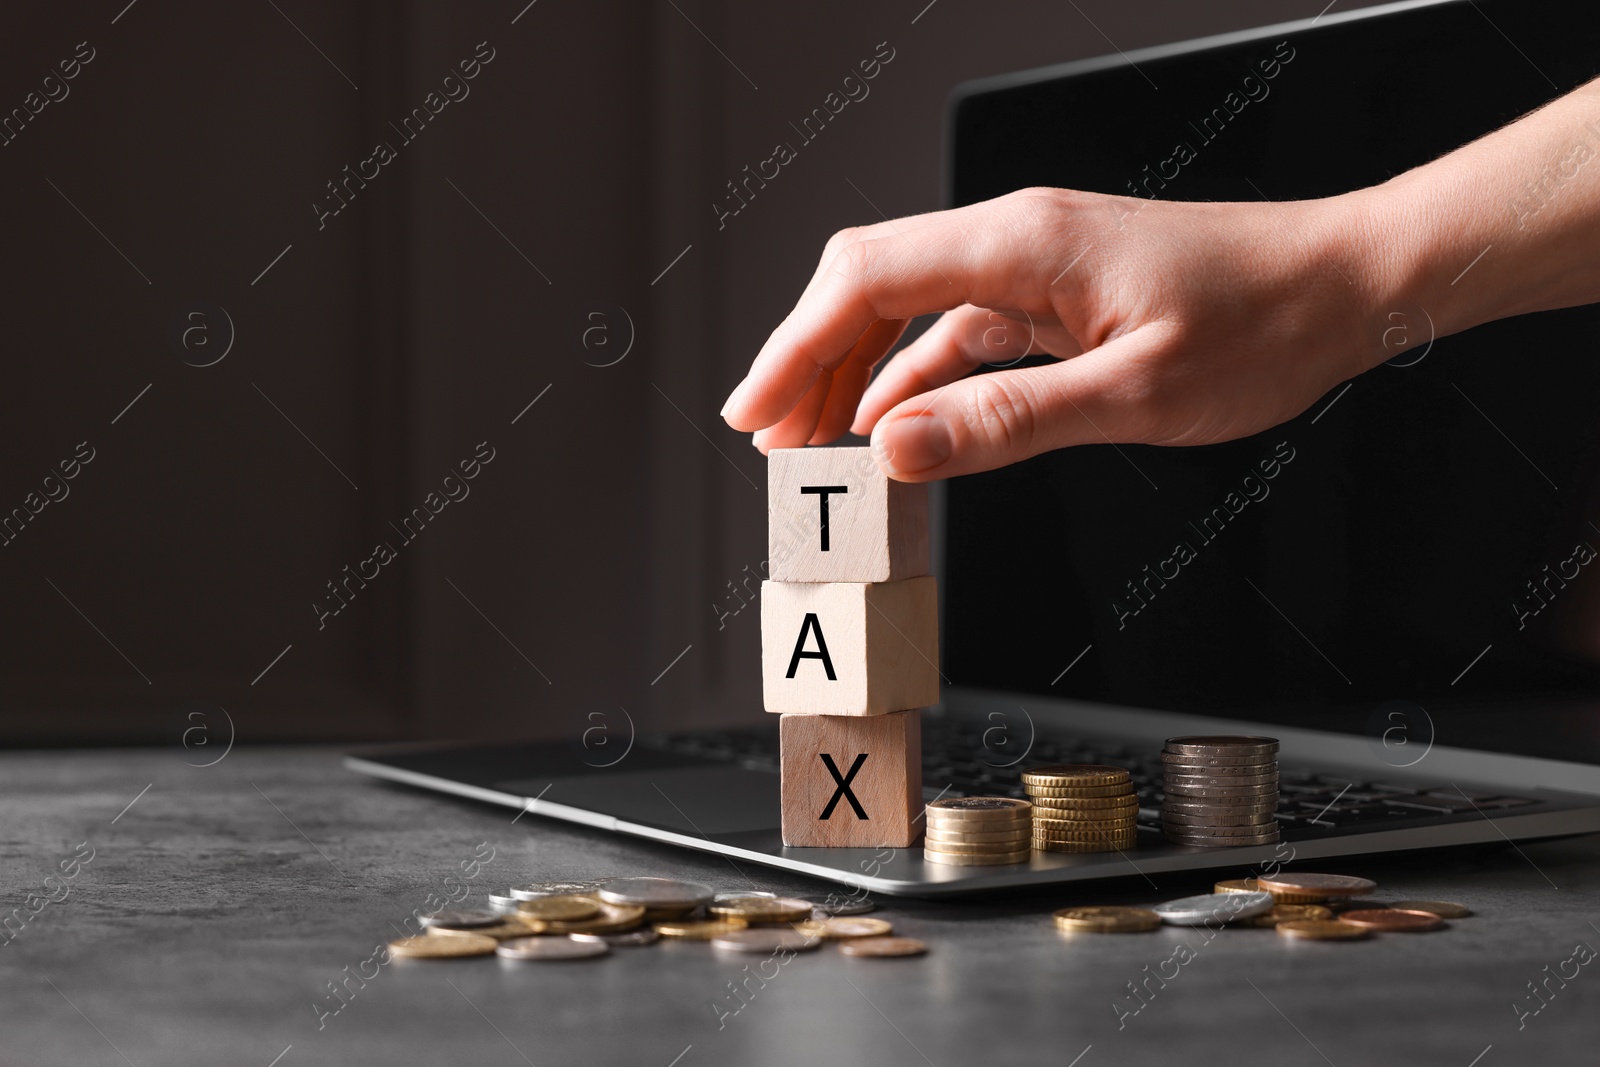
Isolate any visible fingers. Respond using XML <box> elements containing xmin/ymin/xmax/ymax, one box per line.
<box><xmin>870</xmin><ymin>324</ymin><xmax>1171</xmax><ymax>482</ymax></box>
<box><xmin>722</xmin><ymin>197</ymin><xmax>1039</xmax><ymax>433</ymax></box>
<box><xmin>751</xmin><ymin>370</ymin><xmax>832</xmax><ymax>454</ymax></box>
<box><xmin>811</xmin><ymin>317</ymin><xmax>907</xmax><ymax>444</ymax></box>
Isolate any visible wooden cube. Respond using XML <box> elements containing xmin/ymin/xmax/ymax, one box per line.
<box><xmin>761</xmin><ymin>577</ymin><xmax>939</xmax><ymax>716</ymax></box>
<box><xmin>768</xmin><ymin>447</ymin><xmax>929</xmax><ymax>583</ymax></box>
<box><xmin>780</xmin><ymin>710</ymin><xmax>923</xmax><ymax>847</ymax></box>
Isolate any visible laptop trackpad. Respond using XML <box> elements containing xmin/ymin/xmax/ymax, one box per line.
<box><xmin>502</xmin><ymin>766</ymin><xmax>781</xmax><ymax>836</ymax></box>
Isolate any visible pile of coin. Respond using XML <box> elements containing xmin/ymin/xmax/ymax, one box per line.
<box><xmin>1160</xmin><ymin>736</ymin><xmax>1280</xmax><ymax>847</ymax></box>
<box><xmin>389</xmin><ymin>877</ymin><xmax>929</xmax><ymax>961</ymax></box>
<box><xmin>922</xmin><ymin>797</ymin><xmax>1033</xmax><ymax>866</ymax></box>
<box><xmin>1021</xmin><ymin>765</ymin><xmax>1138</xmax><ymax>853</ymax></box>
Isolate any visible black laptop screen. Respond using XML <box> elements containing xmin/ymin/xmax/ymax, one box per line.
<box><xmin>942</xmin><ymin>0</ymin><xmax>1600</xmax><ymax>761</ymax></box>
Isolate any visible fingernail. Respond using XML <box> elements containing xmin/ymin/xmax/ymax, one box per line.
<box><xmin>719</xmin><ymin>381</ymin><xmax>744</xmax><ymax>419</ymax></box>
<box><xmin>875</xmin><ymin>414</ymin><xmax>950</xmax><ymax>475</ymax></box>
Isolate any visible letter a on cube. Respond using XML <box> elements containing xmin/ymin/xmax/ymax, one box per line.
<box><xmin>762</xmin><ymin>578</ymin><xmax>938</xmax><ymax>716</ymax></box>
<box><xmin>780</xmin><ymin>710</ymin><xmax>923</xmax><ymax>847</ymax></box>
<box><xmin>768</xmin><ymin>446</ymin><xmax>928</xmax><ymax>583</ymax></box>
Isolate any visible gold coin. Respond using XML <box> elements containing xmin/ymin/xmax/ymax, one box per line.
<box><xmin>1389</xmin><ymin>900</ymin><xmax>1473</xmax><ymax>919</ymax></box>
<box><xmin>839</xmin><ymin>936</ymin><xmax>927</xmax><ymax>957</ymax></box>
<box><xmin>1028</xmin><ymin>794</ymin><xmax>1139</xmax><ymax>811</ymax></box>
<box><xmin>1215</xmin><ymin>878</ymin><xmax>1259</xmax><ymax>894</ymax></box>
<box><xmin>793</xmin><ymin>917</ymin><xmax>893</xmax><ymax>939</ymax></box>
<box><xmin>709</xmin><ymin>897</ymin><xmax>813</xmax><ymax>924</ymax></box>
<box><xmin>923</xmin><ymin>842</ymin><xmax>1025</xmax><ymax>856</ymax></box>
<box><xmin>1031</xmin><ymin>814</ymin><xmax>1137</xmax><ymax>831</ymax></box>
<box><xmin>1240</xmin><ymin>904</ymin><xmax>1334</xmax><ymax>928</ymax></box>
<box><xmin>543</xmin><ymin>899</ymin><xmax>647</xmax><ymax>934</ymax></box>
<box><xmin>924</xmin><ymin>826</ymin><xmax>1034</xmax><ymax>844</ymax></box>
<box><xmin>926</xmin><ymin>816</ymin><xmax>1031</xmax><ymax>836</ymax></box>
<box><xmin>924</xmin><ymin>797</ymin><xmax>1033</xmax><ymax>822</ymax></box>
<box><xmin>1276</xmin><ymin>920</ymin><xmax>1371</xmax><ymax>941</ymax></box>
<box><xmin>1256</xmin><ymin>873</ymin><xmax>1376</xmax><ymax>897</ymax></box>
<box><xmin>428</xmin><ymin>916</ymin><xmax>547</xmax><ymax>940</ymax></box>
<box><xmin>923</xmin><ymin>848</ymin><xmax>1031</xmax><ymax>866</ymax></box>
<box><xmin>389</xmin><ymin>934</ymin><xmax>498</xmax><ymax>958</ymax></box>
<box><xmin>1035</xmin><ymin>835</ymin><xmax>1136</xmax><ymax>853</ymax></box>
<box><xmin>1032</xmin><ymin>824</ymin><xmax>1138</xmax><ymax>841</ymax></box>
<box><xmin>1021</xmin><ymin>765</ymin><xmax>1131</xmax><ymax>788</ymax></box>
<box><xmin>515</xmin><ymin>895</ymin><xmax>601</xmax><ymax>922</ymax></box>
<box><xmin>1023</xmin><ymin>783</ymin><xmax>1133</xmax><ymax>799</ymax></box>
<box><xmin>655</xmin><ymin>918</ymin><xmax>749</xmax><ymax>939</ymax></box>
<box><xmin>1052</xmin><ymin>906</ymin><xmax>1160</xmax><ymax>933</ymax></box>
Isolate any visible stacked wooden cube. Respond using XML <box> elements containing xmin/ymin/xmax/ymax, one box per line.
<box><xmin>762</xmin><ymin>447</ymin><xmax>938</xmax><ymax>848</ymax></box>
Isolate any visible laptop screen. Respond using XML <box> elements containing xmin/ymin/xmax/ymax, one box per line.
<box><xmin>941</xmin><ymin>0</ymin><xmax>1600</xmax><ymax>763</ymax></box>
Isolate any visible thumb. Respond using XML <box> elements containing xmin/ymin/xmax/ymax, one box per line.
<box><xmin>869</xmin><ymin>325</ymin><xmax>1169</xmax><ymax>482</ymax></box>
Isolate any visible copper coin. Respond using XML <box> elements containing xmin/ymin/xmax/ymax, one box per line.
<box><xmin>1215</xmin><ymin>878</ymin><xmax>1260</xmax><ymax>893</ymax></box>
<box><xmin>1164</xmin><ymin>736</ymin><xmax>1280</xmax><ymax>757</ymax></box>
<box><xmin>839</xmin><ymin>936</ymin><xmax>927</xmax><ymax>958</ymax></box>
<box><xmin>1241</xmin><ymin>904</ymin><xmax>1335</xmax><ymax>927</ymax></box>
<box><xmin>1337</xmin><ymin>908</ymin><xmax>1446</xmax><ymax>932</ymax></box>
<box><xmin>1389</xmin><ymin>900</ymin><xmax>1473</xmax><ymax>919</ymax></box>
<box><xmin>1256</xmin><ymin>873</ymin><xmax>1376</xmax><ymax>897</ymax></box>
<box><xmin>1276</xmin><ymin>920</ymin><xmax>1372</xmax><ymax>941</ymax></box>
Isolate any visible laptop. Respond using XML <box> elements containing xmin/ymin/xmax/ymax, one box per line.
<box><xmin>348</xmin><ymin>0</ymin><xmax>1600</xmax><ymax>896</ymax></box>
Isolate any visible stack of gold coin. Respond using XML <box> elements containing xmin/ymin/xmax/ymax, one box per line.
<box><xmin>922</xmin><ymin>797</ymin><xmax>1033</xmax><ymax>865</ymax></box>
<box><xmin>1160</xmin><ymin>736</ymin><xmax>1280</xmax><ymax>847</ymax></box>
<box><xmin>1022</xmin><ymin>765</ymin><xmax>1138</xmax><ymax>853</ymax></box>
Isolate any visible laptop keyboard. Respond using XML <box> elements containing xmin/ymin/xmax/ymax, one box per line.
<box><xmin>640</xmin><ymin>718</ymin><xmax>1540</xmax><ymax>838</ymax></box>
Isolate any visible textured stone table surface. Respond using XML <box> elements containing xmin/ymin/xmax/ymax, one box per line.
<box><xmin>3</xmin><ymin>745</ymin><xmax>1598</xmax><ymax>1066</ymax></box>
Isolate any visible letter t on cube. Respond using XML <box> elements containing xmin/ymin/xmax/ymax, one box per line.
<box><xmin>767</xmin><ymin>447</ymin><xmax>928</xmax><ymax>582</ymax></box>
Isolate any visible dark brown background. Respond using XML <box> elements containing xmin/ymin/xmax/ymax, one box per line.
<box><xmin>0</xmin><ymin>0</ymin><xmax>1385</xmax><ymax>745</ymax></box>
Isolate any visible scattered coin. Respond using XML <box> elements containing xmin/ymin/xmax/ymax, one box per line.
<box><xmin>709</xmin><ymin>897</ymin><xmax>813</xmax><ymax>924</ymax></box>
<box><xmin>428</xmin><ymin>915</ymin><xmax>546</xmax><ymax>940</ymax></box>
<box><xmin>542</xmin><ymin>900</ymin><xmax>647</xmax><ymax>934</ymax></box>
<box><xmin>508</xmin><ymin>881</ymin><xmax>603</xmax><ymax>901</ymax></box>
<box><xmin>487</xmin><ymin>893</ymin><xmax>523</xmax><ymax>915</ymax></box>
<box><xmin>1215</xmin><ymin>878</ymin><xmax>1260</xmax><ymax>894</ymax></box>
<box><xmin>710</xmin><ymin>929</ymin><xmax>822</xmax><ymax>954</ymax></box>
<box><xmin>655</xmin><ymin>918</ymin><xmax>750</xmax><ymax>940</ymax></box>
<box><xmin>1053</xmin><ymin>906</ymin><xmax>1161</xmax><ymax>933</ymax></box>
<box><xmin>794</xmin><ymin>917</ymin><xmax>893</xmax><ymax>939</ymax></box>
<box><xmin>514</xmin><ymin>895</ymin><xmax>601</xmax><ymax>922</ymax></box>
<box><xmin>713</xmin><ymin>890</ymin><xmax>776</xmax><ymax>904</ymax></box>
<box><xmin>1256</xmin><ymin>873</ymin><xmax>1377</xmax><ymax>897</ymax></box>
<box><xmin>641</xmin><ymin>906</ymin><xmax>702</xmax><ymax>922</ymax></box>
<box><xmin>1337</xmin><ymin>908</ymin><xmax>1447</xmax><ymax>932</ymax></box>
<box><xmin>1152</xmin><ymin>892</ymin><xmax>1275</xmax><ymax>925</ymax></box>
<box><xmin>1240</xmin><ymin>904</ymin><xmax>1335</xmax><ymax>928</ymax></box>
<box><xmin>390</xmin><ymin>934</ymin><xmax>497</xmax><ymax>958</ymax></box>
<box><xmin>419</xmin><ymin>909</ymin><xmax>501</xmax><ymax>930</ymax></box>
<box><xmin>1276</xmin><ymin>920</ymin><xmax>1372</xmax><ymax>941</ymax></box>
<box><xmin>1021</xmin><ymin>765</ymin><xmax>1131</xmax><ymax>788</ymax></box>
<box><xmin>1389</xmin><ymin>900</ymin><xmax>1472</xmax><ymax>919</ymax></box>
<box><xmin>496</xmin><ymin>936</ymin><xmax>611</xmax><ymax>961</ymax></box>
<box><xmin>570</xmin><ymin>928</ymin><xmax>661</xmax><ymax>946</ymax></box>
<box><xmin>924</xmin><ymin>848</ymin><xmax>1031</xmax><ymax>866</ymax></box>
<box><xmin>839</xmin><ymin>936</ymin><xmax>927</xmax><ymax>957</ymax></box>
<box><xmin>597</xmin><ymin>877</ymin><xmax>714</xmax><ymax>909</ymax></box>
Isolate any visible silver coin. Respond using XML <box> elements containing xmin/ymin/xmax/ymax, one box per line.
<box><xmin>1152</xmin><ymin>891</ymin><xmax>1275</xmax><ymax>925</ymax></box>
<box><xmin>496</xmin><ymin>935</ymin><xmax>611</xmax><ymax>960</ymax></box>
<box><xmin>808</xmin><ymin>897</ymin><xmax>877</xmax><ymax>917</ymax></box>
<box><xmin>597</xmin><ymin>876</ymin><xmax>714</xmax><ymax>909</ymax></box>
<box><xmin>713</xmin><ymin>890</ymin><xmax>777</xmax><ymax>904</ymax></box>
<box><xmin>1164</xmin><ymin>736</ymin><xmax>1279</xmax><ymax>757</ymax></box>
<box><xmin>570</xmin><ymin>928</ymin><xmax>661</xmax><ymax>946</ymax></box>
<box><xmin>1159</xmin><ymin>809</ymin><xmax>1277</xmax><ymax>826</ymax></box>
<box><xmin>1162</xmin><ymin>799</ymin><xmax>1279</xmax><ymax>816</ymax></box>
<box><xmin>1161</xmin><ymin>818</ymin><xmax>1281</xmax><ymax>835</ymax></box>
<box><xmin>1164</xmin><ymin>783</ymin><xmax>1280</xmax><ymax>800</ymax></box>
<box><xmin>710</xmin><ymin>929</ymin><xmax>822</xmax><ymax>954</ymax></box>
<box><xmin>508</xmin><ymin>881</ymin><xmax>603</xmax><ymax>902</ymax></box>
<box><xmin>487</xmin><ymin>893</ymin><xmax>523</xmax><ymax>914</ymax></box>
<box><xmin>1159</xmin><ymin>752</ymin><xmax>1278</xmax><ymax>768</ymax></box>
<box><xmin>1164</xmin><ymin>772</ymin><xmax>1280</xmax><ymax>788</ymax></box>
<box><xmin>420</xmin><ymin>908</ymin><xmax>501</xmax><ymax>929</ymax></box>
<box><xmin>1165</xmin><ymin>829</ymin><xmax>1280</xmax><ymax>847</ymax></box>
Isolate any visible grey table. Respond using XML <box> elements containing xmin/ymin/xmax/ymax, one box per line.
<box><xmin>4</xmin><ymin>745</ymin><xmax>1597</xmax><ymax>1066</ymax></box>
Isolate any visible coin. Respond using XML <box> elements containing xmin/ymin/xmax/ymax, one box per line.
<box><xmin>807</xmin><ymin>897</ymin><xmax>877</xmax><ymax>917</ymax></box>
<box><xmin>1215</xmin><ymin>878</ymin><xmax>1260</xmax><ymax>893</ymax></box>
<box><xmin>924</xmin><ymin>848</ymin><xmax>1031</xmax><ymax>865</ymax></box>
<box><xmin>542</xmin><ymin>899</ymin><xmax>646</xmax><ymax>934</ymax></box>
<box><xmin>709</xmin><ymin>897</ymin><xmax>813</xmax><ymax>924</ymax></box>
<box><xmin>1021</xmin><ymin>765</ymin><xmax>1130</xmax><ymax>788</ymax></box>
<box><xmin>641</xmin><ymin>906</ymin><xmax>702</xmax><ymax>922</ymax></box>
<box><xmin>1030</xmin><ymin>796</ymin><xmax>1138</xmax><ymax>814</ymax></box>
<box><xmin>1389</xmin><ymin>900</ymin><xmax>1473</xmax><ymax>919</ymax></box>
<box><xmin>1164</xmin><ymin>829</ymin><xmax>1279</xmax><ymax>847</ymax></box>
<box><xmin>1276</xmin><ymin>920</ymin><xmax>1372</xmax><ymax>941</ymax></box>
<box><xmin>1033</xmin><ymin>837</ymin><xmax>1136</xmax><ymax>853</ymax></box>
<box><xmin>923</xmin><ymin>839</ymin><xmax>1030</xmax><ymax>855</ymax></box>
<box><xmin>925</xmin><ymin>797</ymin><xmax>1033</xmax><ymax>822</ymax></box>
<box><xmin>1053</xmin><ymin>906</ymin><xmax>1161</xmax><ymax>933</ymax></box>
<box><xmin>570</xmin><ymin>928</ymin><xmax>660</xmax><ymax>946</ymax></box>
<box><xmin>1152</xmin><ymin>891</ymin><xmax>1274</xmax><ymax>925</ymax></box>
<box><xmin>419</xmin><ymin>909</ymin><xmax>502</xmax><ymax>929</ymax></box>
<box><xmin>487</xmin><ymin>893</ymin><xmax>523</xmax><ymax>914</ymax></box>
<box><xmin>508</xmin><ymin>881</ymin><xmax>603</xmax><ymax>901</ymax></box>
<box><xmin>1161</xmin><ymin>821</ymin><xmax>1281</xmax><ymax>838</ymax></box>
<box><xmin>1031</xmin><ymin>817</ymin><xmax>1137</xmax><ymax>834</ymax></box>
<box><xmin>710</xmin><ymin>929</ymin><xmax>822</xmax><ymax>954</ymax></box>
<box><xmin>1163</xmin><ymin>809</ymin><xmax>1277</xmax><ymax>827</ymax></box>
<box><xmin>1256</xmin><ymin>873</ymin><xmax>1377</xmax><ymax>897</ymax></box>
<box><xmin>597</xmin><ymin>877</ymin><xmax>714</xmax><ymax>909</ymax></box>
<box><xmin>1163</xmin><ymin>772</ymin><xmax>1280</xmax><ymax>789</ymax></box>
<box><xmin>1337</xmin><ymin>908</ymin><xmax>1447</xmax><ymax>932</ymax></box>
<box><xmin>1163</xmin><ymin>783</ymin><xmax>1280</xmax><ymax>799</ymax></box>
<box><xmin>428</xmin><ymin>915</ymin><xmax>546</xmax><ymax>940</ymax></box>
<box><xmin>840</xmin><ymin>936</ymin><xmax>928</xmax><ymax>957</ymax></box>
<box><xmin>924</xmin><ymin>827</ymin><xmax>1034</xmax><ymax>844</ymax></box>
<box><xmin>655</xmin><ymin>918</ymin><xmax>750</xmax><ymax>940</ymax></box>
<box><xmin>514</xmin><ymin>895</ymin><xmax>601</xmax><ymax>922</ymax></box>
<box><xmin>713</xmin><ymin>890</ymin><xmax>776</xmax><ymax>903</ymax></box>
<box><xmin>496</xmin><ymin>936</ymin><xmax>610</xmax><ymax>960</ymax></box>
<box><xmin>1023</xmin><ymin>783</ymin><xmax>1134</xmax><ymax>799</ymax></box>
<box><xmin>927</xmin><ymin>816</ymin><xmax>1032</xmax><ymax>835</ymax></box>
<box><xmin>1240</xmin><ymin>904</ymin><xmax>1335</xmax><ymax>927</ymax></box>
<box><xmin>1033</xmin><ymin>824</ymin><xmax>1138</xmax><ymax>842</ymax></box>
<box><xmin>1165</xmin><ymin>736</ymin><xmax>1279</xmax><ymax>756</ymax></box>
<box><xmin>794</xmin><ymin>917</ymin><xmax>893</xmax><ymax>939</ymax></box>
<box><xmin>1162</xmin><ymin>798</ymin><xmax>1278</xmax><ymax>816</ymax></box>
<box><xmin>389</xmin><ymin>934</ymin><xmax>497</xmax><ymax>958</ymax></box>
<box><xmin>1160</xmin><ymin>752</ymin><xmax>1279</xmax><ymax>768</ymax></box>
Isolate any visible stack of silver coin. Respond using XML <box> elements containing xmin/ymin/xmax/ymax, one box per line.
<box><xmin>1160</xmin><ymin>735</ymin><xmax>1280</xmax><ymax>847</ymax></box>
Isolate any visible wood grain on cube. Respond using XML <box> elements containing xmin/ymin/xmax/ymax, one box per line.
<box><xmin>761</xmin><ymin>577</ymin><xmax>939</xmax><ymax>716</ymax></box>
<box><xmin>780</xmin><ymin>710</ymin><xmax>923</xmax><ymax>848</ymax></box>
<box><xmin>767</xmin><ymin>447</ymin><xmax>929</xmax><ymax>583</ymax></box>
